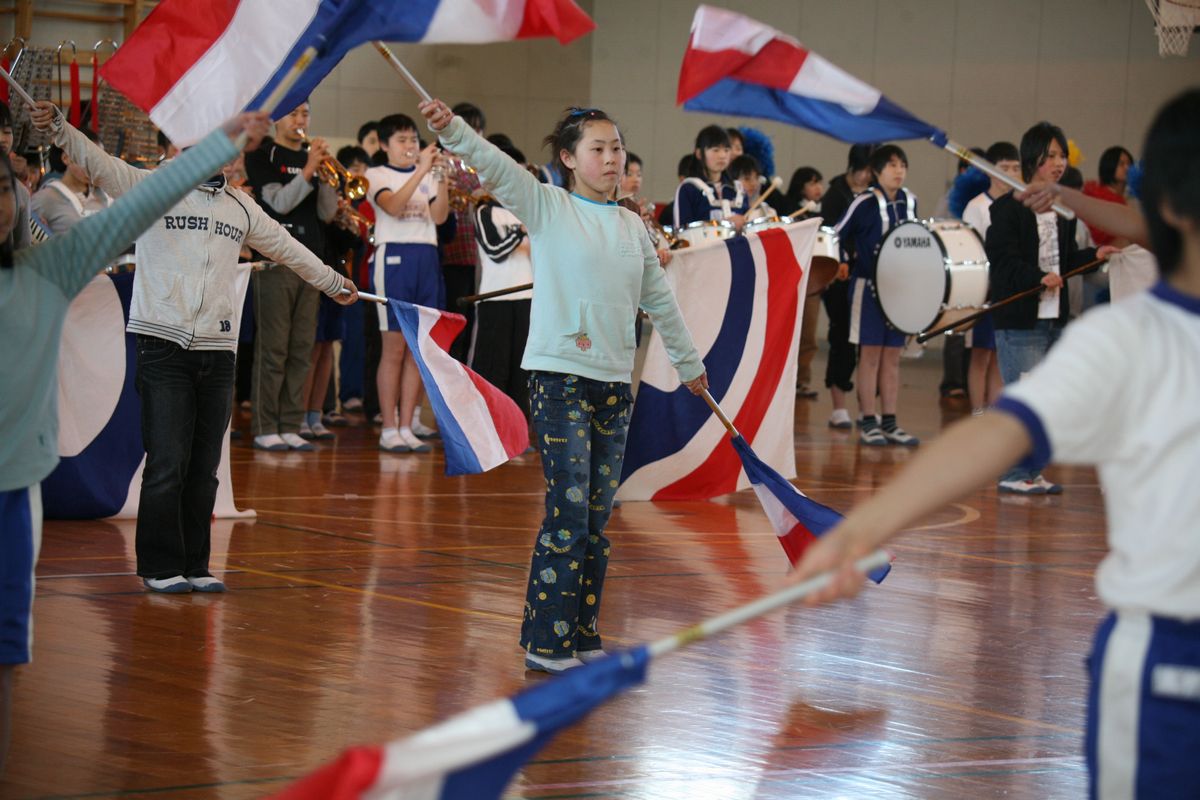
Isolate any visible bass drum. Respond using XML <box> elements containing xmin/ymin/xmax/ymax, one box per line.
<box><xmin>677</xmin><ymin>219</ymin><xmax>736</xmax><ymax>247</ymax></box>
<box><xmin>874</xmin><ymin>219</ymin><xmax>988</xmax><ymax>335</ymax></box>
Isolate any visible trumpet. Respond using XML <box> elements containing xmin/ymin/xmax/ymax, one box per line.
<box><xmin>440</xmin><ymin>155</ymin><xmax>494</xmax><ymax>211</ymax></box>
<box><xmin>298</xmin><ymin>129</ymin><xmax>369</xmax><ymax>202</ymax></box>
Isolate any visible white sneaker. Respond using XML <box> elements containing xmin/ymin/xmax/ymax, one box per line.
<box><xmin>971</xmin><ymin>407</ymin><xmax>986</xmax><ymax>416</ymax></box>
<box><xmin>308</xmin><ymin>421</ymin><xmax>335</xmax><ymax>440</ymax></box>
<box><xmin>281</xmin><ymin>432</ymin><xmax>315</xmax><ymax>451</ymax></box>
<box><xmin>411</xmin><ymin>419</ymin><xmax>440</xmax><ymax>439</ymax></box>
<box><xmin>298</xmin><ymin>422</ymin><xmax>316</xmax><ymax>440</ymax></box>
<box><xmin>379</xmin><ymin>428</ymin><xmax>410</xmax><ymax>453</ymax></box>
<box><xmin>576</xmin><ymin>649</ymin><xmax>608</xmax><ymax>663</ymax></box>
<box><xmin>524</xmin><ymin>653</ymin><xmax>584</xmax><ymax>674</ymax></box>
<box><xmin>998</xmin><ymin>478</ymin><xmax>1047</xmax><ymax>495</ymax></box>
<box><xmin>253</xmin><ymin>433</ymin><xmax>288</xmax><ymax>451</ymax></box>
<box><xmin>398</xmin><ymin>427</ymin><xmax>431</xmax><ymax>453</ymax></box>
<box><xmin>828</xmin><ymin>408</ymin><xmax>853</xmax><ymax>429</ymax></box>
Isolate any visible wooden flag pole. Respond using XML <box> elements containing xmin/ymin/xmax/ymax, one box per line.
<box><xmin>457</xmin><ymin>283</ymin><xmax>534</xmax><ymax>307</ymax></box>
<box><xmin>374</xmin><ymin>41</ymin><xmax>433</xmax><ymax>103</ymax></box>
<box><xmin>647</xmin><ymin>549</ymin><xmax>891</xmax><ymax>658</ymax></box>
<box><xmin>700</xmin><ymin>389</ymin><xmax>740</xmax><ymax>439</ymax></box>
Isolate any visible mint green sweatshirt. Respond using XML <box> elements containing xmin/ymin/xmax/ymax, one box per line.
<box><xmin>0</xmin><ymin>129</ymin><xmax>239</xmax><ymax>492</ymax></box>
<box><xmin>438</xmin><ymin>117</ymin><xmax>703</xmax><ymax>384</ymax></box>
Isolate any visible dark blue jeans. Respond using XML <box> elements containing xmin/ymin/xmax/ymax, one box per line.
<box><xmin>521</xmin><ymin>372</ymin><xmax>632</xmax><ymax>658</ymax></box>
<box><xmin>994</xmin><ymin>321</ymin><xmax>1062</xmax><ymax>483</ymax></box>
<box><xmin>134</xmin><ymin>336</ymin><xmax>235</xmax><ymax>579</ymax></box>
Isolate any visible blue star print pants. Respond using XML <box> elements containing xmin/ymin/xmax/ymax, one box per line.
<box><xmin>520</xmin><ymin>371</ymin><xmax>633</xmax><ymax>658</ymax></box>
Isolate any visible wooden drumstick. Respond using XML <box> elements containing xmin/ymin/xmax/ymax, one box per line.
<box><xmin>745</xmin><ymin>175</ymin><xmax>784</xmax><ymax>215</ymax></box>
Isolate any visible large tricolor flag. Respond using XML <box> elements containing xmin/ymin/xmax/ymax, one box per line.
<box><xmin>274</xmin><ymin>647</ymin><xmax>649</xmax><ymax>799</ymax></box>
<box><xmin>677</xmin><ymin>5</ymin><xmax>947</xmax><ymax>146</ymax></box>
<box><xmin>732</xmin><ymin>435</ymin><xmax>890</xmax><ymax>582</ymax></box>
<box><xmin>390</xmin><ymin>300</ymin><xmax>529</xmax><ymax>476</ymax></box>
<box><xmin>618</xmin><ymin>219</ymin><xmax>820</xmax><ymax>502</ymax></box>
<box><xmin>102</xmin><ymin>0</ymin><xmax>595</xmax><ymax>146</ymax></box>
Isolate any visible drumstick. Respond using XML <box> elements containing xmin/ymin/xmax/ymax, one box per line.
<box><xmin>915</xmin><ymin>257</ymin><xmax>1106</xmax><ymax>343</ymax></box>
<box><xmin>745</xmin><ymin>176</ymin><xmax>784</xmax><ymax>215</ymax></box>
<box><xmin>457</xmin><ymin>283</ymin><xmax>534</xmax><ymax>307</ymax></box>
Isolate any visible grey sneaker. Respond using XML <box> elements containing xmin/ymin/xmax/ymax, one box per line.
<box><xmin>882</xmin><ymin>426</ymin><xmax>920</xmax><ymax>446</ymax></box>
<box><xmin>525</xmin><ymin>653</ymin><xmax>584</xmax><ymax>674</ymax></box>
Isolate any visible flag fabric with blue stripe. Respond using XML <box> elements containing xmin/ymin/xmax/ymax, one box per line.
<box><xmin>102</xmin><ymin>0</ymin><xmax>594</xmax><ymax>147</ymax></box>
<box><xmin>731</xmin><ymin>434</ymin><xmax>891</xmax><ymax>583</ymax></box>
<box><xmin>389</xmin><ymin>300</ymin><xmax>529</xmax><ymax>476</ymax></box>
<box><xmin>275</xmin><ymin>647</ymin><xmax>650</xmax><ymax>799</ymax></box>
<box><xmin>677</xmin><ymin>5</ymin><xmax>947</xmax><ymax>147</ymax></box>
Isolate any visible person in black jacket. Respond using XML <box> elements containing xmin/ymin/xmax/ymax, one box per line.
<box><xmin>985</xmin><ymin>122</ymin><xmax>1115</xmax><ymax>494</ymax></box>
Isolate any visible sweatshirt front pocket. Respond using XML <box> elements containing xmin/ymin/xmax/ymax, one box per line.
<box><xmin>566</xmin><ymin>300</ymin><xmax>635</xmax><ymax>366</ymax></box>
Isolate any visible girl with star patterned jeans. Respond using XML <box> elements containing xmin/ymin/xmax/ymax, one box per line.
<box><xmin>520</xmin><ymin>372</ymin><xmax>633</xmax><ymax>658</ymax></box>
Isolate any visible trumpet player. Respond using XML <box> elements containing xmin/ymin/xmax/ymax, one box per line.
<box><xmin>243</xmin><ymin>101</ymin><xmax>343</xmax><ymax>452</ymax></box>
<box><xmin>365</xmin><ymin>113</ymin><xmax>449</xmax><ymax>454</ymax></box>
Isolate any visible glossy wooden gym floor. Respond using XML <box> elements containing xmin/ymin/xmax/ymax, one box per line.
<box><xmin>4</xmin><ymin>355</ymin><xmax>1105</xmax><ymax>799</ymax></box>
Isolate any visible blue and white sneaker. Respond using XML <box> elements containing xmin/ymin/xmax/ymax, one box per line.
<box><xmin>524</xmin><ymin>653</ymin><xmax>584</xmax><ymax>674</ymax></box>
<box><xmin>143</xmin><ymin>576</ymin><xmax>192</xmax><ymax>594</ymax></box>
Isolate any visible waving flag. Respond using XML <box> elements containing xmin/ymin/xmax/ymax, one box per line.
<box><xmin>275</xmin><ymin>647</ymin><xmax>649</xmax><ymax>800</ymax></box>
<box><xmin>619</xmin><ymin>219</ymin><xmax>820</xmax><ymax>501</ymax></box>
<box><xmin>732</xmin><ymin>435</ymin><xmax>890</xmax><ymax>582</ymax></box>
<box><xmin>102</xmin><ymin>0</ymin><xmax>594</xmax><ymax>146</ymax></box>
<box><xmin>390</xmin><ymin>301</ymin><xmax>528</xmax><ymax>476</ymax></box>
<box><xmin>677</xmin><ymin>5</ymin><xmax>947</xmax><ymax>146</ymax></box>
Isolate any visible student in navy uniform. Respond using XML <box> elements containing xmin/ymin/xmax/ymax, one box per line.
<box><xmin>834</xmin><ymin>144</ymin><xmax>920</xmax><ymax>447</ymax></box>
<box><xmin>673</xmin><ymin>125</ymin><xmax>749</xmax><ymax>230</ymax></box>
<box><xmin>792</xmin><ymin>88</ymin><xmax>1200</xmax><ymax>800</ymax></box>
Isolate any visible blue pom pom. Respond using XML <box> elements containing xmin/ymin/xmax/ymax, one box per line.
<box><xmin>737</xmin><ymin>126</ymin><xmax>776</xmax><ymax>180</ymax></box>
<box><xmin>1126</xmin><ymin>160</ymin><xmax>1143</xmax><ymax>200</ymax></box>
<box><xmin>947</xmin><ymin>166</ymin><xmax>991</xmax><ymax>219</ymax></box>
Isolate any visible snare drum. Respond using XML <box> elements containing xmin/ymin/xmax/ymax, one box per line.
<box><xmin>743</xmin><ymin>215</ymin><xmax>793</xmax><ymax>236</ymax></box>
<box><xmin>812</xmin><ymin>226</ymin><xmax>840</xmax><ymax>269</ymax></box>
<box><xmin>677</xmin><ymin>219</ymin><xmax>736</xmax><ymax>247</ymax></box>
<box><xmin>873</xmin><ymin>219</ymin><xmax>988</xmax><ymax>335</ymax></box>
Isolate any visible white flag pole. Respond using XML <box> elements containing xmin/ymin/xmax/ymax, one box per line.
<box><xmin>647</xmin><ymin>549</ymin><xmax>892</xmax><ymax>658</ymax></box>
<box><xmin>373</xmin><ymin>41</ymin><xmax>433</xmax><ymax>103</ymax></box>
<box><xmin>938</xmin><ymin>137</ymin><xmax>1076</xmax><ymax>220</ymax></box>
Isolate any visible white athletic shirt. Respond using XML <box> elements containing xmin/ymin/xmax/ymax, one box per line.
<box><xmin>366</xmin><ymin>165</ymin><xmax>439</xmax><ymax>246</ymax></box>
<box><xmin>476</xmin><ymin>205</ymin><xmax>533</xmax><ymax>301</ymax></box>
<box><xmin>997</xmin><ymin>282</ymin><xmax>1200</xmax><ymax>619</ymax></box>
<box><xmin>962</xmin><ymin>192</ymin><xmax>994</xmax><ymax>238</ymax></box>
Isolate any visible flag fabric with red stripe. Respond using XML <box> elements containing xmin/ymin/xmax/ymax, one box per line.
<box><xmin>618</xmin><ymin>220</ymin><xmax>820</xmax><ymax>502</ymax></box>
<box><xmin>101</xmin><ymin>0</ymin><xmax>594</xmax><ymax>146</ymax></box>
<box><xmin>274</xmin><ymin>647</ymin><xmax>650</xmax><ymax>800</ymax></box>
<box><xmin>677</xmin><ymin>5</ymin><xmax>947</xmax><ymax>146</ymax></box>
<box><xmin>731</xmin><ymin>434</ymin><xmax>890</xmax><ymax>582</ymax></box>
<box><xmin>390</xmin><ymin>300</ymin><xmax>528</xmax><ymax>476</ymax></box>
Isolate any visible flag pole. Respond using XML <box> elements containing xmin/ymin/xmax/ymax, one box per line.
<box><xmin>341</xmin><ymin>288</ymin><xmax>388</xmax><ymax>304</ymax></box>
<box><xmin>700</xmin><ymin>389</ymin><xmax>740</xmax><ymax>438</ymax></box>
<box><xmin>647</xmin><ymin>549</ymin><xmax>891</xmax><ymax>658</ymax></box>
<box><xmin>256</xmin><ymin>45</ymin><xmax>319</xmax><ymax>115</ymax></box>
<box><xmin>0</xmin><ymin>63</ymin><xmax>37</xmax><ymax>108</ymax></box>
<box><xmin>938</xmin><ymin>137</ymin><xmax>1076</xmax><ymax>220</ymax></box>
<box><xmin>373</xmin><ymin>41</ymin><xmax>433</xmax><ymax>103</ymax></box>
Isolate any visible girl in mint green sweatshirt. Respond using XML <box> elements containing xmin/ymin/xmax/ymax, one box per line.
<box><xmin>423</xmin><ymin>99</ymin><xmax>708</xmax><ymax>673</ymax></box>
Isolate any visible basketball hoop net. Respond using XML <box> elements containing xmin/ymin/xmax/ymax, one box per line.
<box><xmin>1145</xmin><ymin>0</ymin><xmax>1200</xmax><ymax>56</ymax></box>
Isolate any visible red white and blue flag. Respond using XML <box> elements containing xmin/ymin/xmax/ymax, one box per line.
<box><xmin>275</xmin><ymin>647</ymin><xmax>649</xmax><ymax>800</ymax></box>
<box><xmin>732</xmin><ymin>434</ymin><xmax>890</xmax><ymax>582</ymax></box>
<box><xmin>102</xmin><ymin>0</ymin><xmax>595</xmax><ymax>146</ymax></box>
<box><xmin>618</xmin><ymin>220</ymin><xmax>819</xmax><ymax>502</ymax></box>
<box><xmin>677</xmin><ymin>5</ymin><xmax>947</xmax><ymax>146</ymax></box>
<box><xmin>390</xmin><ymin>301</ymin><xmax>528</xmax><ymax>476</ymax></box>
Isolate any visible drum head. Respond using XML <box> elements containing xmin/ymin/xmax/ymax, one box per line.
<box><xmin>874</xmin><ymin>220</ymin><xmax>947</xmax><ymax>334</ymax></box>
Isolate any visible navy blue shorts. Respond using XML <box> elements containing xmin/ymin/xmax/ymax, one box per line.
<box><xmin>1086</xmin><ymin>611</ymin><xmax>1200</xmax><ymax>798</ymax></box>
<box><xmin>315</xmin><ymin>292</ymin><xmax>345</xmax><ymax>342</ymax></box>
<box><xmin>1</xmin><ymin>485</ymin><xmax>41</xmax><ymax>665</ymax></box>
<box><xmin>373</xmin><ymin>242</ymin><xmax>444</xmax><ymax>331</ymax></box>
<box><xmin>849</xmin><ymin>277</ymin><xmax>905</xmax><ymax>348</ymax></box>
<box><xmin>966</xmin><ymin>312</ymin><xmax>995</xmax><ymax>350</ymax></box>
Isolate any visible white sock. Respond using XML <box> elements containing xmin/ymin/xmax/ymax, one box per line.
<box><xmin>399</xmin><ymin>426</ymin><xmax>414</xmax><ymax>436</ymax></box>
<box><xmin>411</xmin><ymin>405</ymin><xmax>423</xmax><ymax>426</ymax></box>
<box><xmin>382</xmin><ymin>426</ymin><xmax>398</xmax><ymax>437</ymax></box>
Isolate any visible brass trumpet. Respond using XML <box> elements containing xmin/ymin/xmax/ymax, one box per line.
<box><xmin>298</xmin><ymin>129</ymin><xmax>369</xmax><ymax>202</ymax></box>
